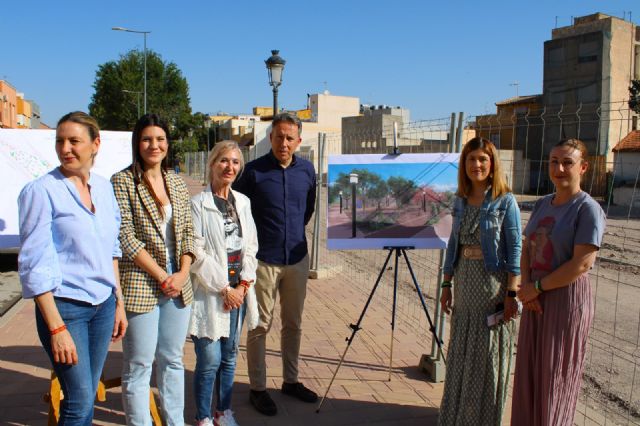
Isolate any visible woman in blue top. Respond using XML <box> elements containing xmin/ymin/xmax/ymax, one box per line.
<box><xmin>438</xmin><ymin>137</ymin><xmax>522</xmax><ymax>426</ymax></box>
<box><xmin>18</xmin><ymin>111</ymin><xmax>127</xmax><ymax>425</ymax></box>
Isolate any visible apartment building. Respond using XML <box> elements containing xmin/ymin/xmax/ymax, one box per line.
<box><xmin>0</xmin><ymin>81</ymin><xmax>18</xmax><ymax>128</ymax></box>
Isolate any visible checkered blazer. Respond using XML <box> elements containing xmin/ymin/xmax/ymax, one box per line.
<box><xmin>111</xmin><ymin>168</ymin><xmax>194</xmax><ymax>313</ymax></box>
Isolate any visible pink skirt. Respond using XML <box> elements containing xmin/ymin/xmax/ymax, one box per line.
<box><xmin>511</xmin><ymin>274</ymin><xmax>593</xmax><ymax>426</ymax></box>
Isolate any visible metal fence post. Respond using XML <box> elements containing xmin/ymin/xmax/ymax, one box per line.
<box><xmin>203</xmin><ymin>151</ymin><xmax>209</xmax><ymax>185</ymax></box>
<box><xmin>310</xmin><ymin>133</ymin><xmax>325</xmax><ymax>278</ymax></box>
<box><xmin>455</xmin><ymin>111</ymin><xmax>465</xmax><ymax>153</ymax></box>
<box><xmin>419</xmin><ymin>112</ymin><xmax>456</xmax><ymax>382</ymax></box>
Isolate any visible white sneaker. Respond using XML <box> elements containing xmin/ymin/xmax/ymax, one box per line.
<box><xmin>196</xmin><ymin>418</ymin><xmax>214</xmax><ymax>426</ymax></box>
<box><xmin>216</xmin><ymin>409</ymin><xmax>239</xmax><ymax>426</ymax></box>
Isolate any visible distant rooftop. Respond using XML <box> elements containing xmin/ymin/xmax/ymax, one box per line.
<box><xmin>495</xmin><ymin>94</ymin><xmax>542</xmax><ymax>106</ymax></box>
<box><xmin>613</xmin><ymin>130</ymin><xmax>640</xmax><ymax>152</ymax></box>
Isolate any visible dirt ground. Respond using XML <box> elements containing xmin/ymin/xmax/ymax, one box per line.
<box><xmin>312</xmin><ymin>190</ymin><xmax>640</xmax><ymax>425</ymax></box>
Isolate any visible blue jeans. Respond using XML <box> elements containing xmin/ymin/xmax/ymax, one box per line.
<box><xmin>122</xmin><ymin>296</ymin><xmax>191</xmax><ymax>426</ymax></box>
<box><xmin>35</xmin><ymin>294</ymin><xmax>116</xmax><ymax>426</ymax></box>
<box><xmin>192</xmin><ymin>303</ymin><xmax>246</xmax><ymax>420</ymax></box>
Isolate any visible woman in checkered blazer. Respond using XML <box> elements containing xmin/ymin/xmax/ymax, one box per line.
<box><xmin>111</xmin><ymin>114</ymin><xmax>195</xmax><ymax>425</ymax></box>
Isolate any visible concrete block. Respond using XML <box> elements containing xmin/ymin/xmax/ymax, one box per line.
<box><xmin>419</xmin><ymin>354</ymin><xmax>446</xmax><ymax>383</ymax></box>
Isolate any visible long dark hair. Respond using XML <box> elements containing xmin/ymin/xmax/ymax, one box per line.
<box><xmin>131</xmin><ymin>113</ymin><xmax>171</xmax><ymax>217</ymax></box>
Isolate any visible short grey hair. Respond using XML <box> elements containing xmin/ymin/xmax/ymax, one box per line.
<box><xmin>272</xmin><ymin>112</ymin><xmax>302</xmax><ymax>133</ymax></box>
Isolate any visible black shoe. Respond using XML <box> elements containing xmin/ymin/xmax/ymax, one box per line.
<box><xmin>281</xmin><ymin>382</ymin><xmax>318</xmax><ymax>403</ymax></box>
<box><xmin>249</xmin><ymin>390</ymin><xmax>277</xmax><ymax>416</ymax></box>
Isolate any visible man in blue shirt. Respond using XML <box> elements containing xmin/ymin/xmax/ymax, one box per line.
<box><xmin>234</xmin><ymin>113</ymin><xmax>317</xmax><ymax>416</ymax></box>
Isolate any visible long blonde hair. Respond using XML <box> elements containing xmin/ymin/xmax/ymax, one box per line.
<box><xmin>456</xmin><ymin>137</ymin><xmax>510</xmax><ymax>200</ymax></box>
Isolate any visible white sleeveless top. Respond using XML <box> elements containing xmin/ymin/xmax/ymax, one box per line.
<box><xmin>160</xmin><ymin>204</ymin><xmax>176</xmax><ymax>270</ymax></box>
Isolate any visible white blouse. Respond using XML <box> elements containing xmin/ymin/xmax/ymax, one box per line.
<box><xmin>188</xmin><ymin>188</ymin><xmax>259</xmax><ymax>341</ymax></box>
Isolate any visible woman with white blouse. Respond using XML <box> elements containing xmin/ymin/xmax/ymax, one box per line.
<box><xmin>189</xmin><ymin>141</ymin><xmax>259</xmax><ymax>426</ymax></box>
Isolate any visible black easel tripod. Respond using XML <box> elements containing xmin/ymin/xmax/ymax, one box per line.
<box><xmin>316</xmin><ymin>246</ymin><xmax>447</xmax><ymax>412</ymax></box>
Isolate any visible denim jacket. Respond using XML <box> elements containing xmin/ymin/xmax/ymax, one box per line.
<box><xmin>443</xmin><ymin>191</ymin><xmax>522</xmax><ymax>276</ymax></box>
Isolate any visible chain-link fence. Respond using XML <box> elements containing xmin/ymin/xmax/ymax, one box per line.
<box><xmin>183</xmin><ymin>101</ymin><xmax>640</xmax><ymax>424</ymax></box>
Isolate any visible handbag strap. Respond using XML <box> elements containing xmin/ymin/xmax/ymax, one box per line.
<box><xmin>201</xmin><ymin>193</ymin><xmax>207</xmax><ymax>247</ymax></box>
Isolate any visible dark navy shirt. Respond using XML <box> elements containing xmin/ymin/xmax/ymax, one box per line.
<box><xmin>233</xmin><ymin>151</ymin><xmax>316</xmax><ymax>265</ymax></box>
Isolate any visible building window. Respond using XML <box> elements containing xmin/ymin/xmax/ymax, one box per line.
<box><xmin>548</xmin><ymin>46</ymin><xmax>564</xmax><ymax>67</ymax></box>
<box><xmin>578</xmin><ymin>55</ymin><xmax>597</xmax><ymax>63</ymax></box>
<box><xmin>578</xmin><ymin>41</ymin><xmax>598</xmax><ymax>63</ymax></box>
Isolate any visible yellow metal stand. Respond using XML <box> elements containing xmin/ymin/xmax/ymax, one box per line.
<box><xmin>44</xmin><ymin>371</ymin><xmax>162</xmax><ymax>425</ymax></box>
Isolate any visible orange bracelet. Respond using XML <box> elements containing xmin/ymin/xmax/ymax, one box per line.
<box><xmin>239</xmin><ymin>280</ymin><xmax>250</xmax><ymax>289</ymax></box>
<box><xmin>50</xmin><ymin>325</ymin><xmax>67</xmax><ymax>336</ymax></box>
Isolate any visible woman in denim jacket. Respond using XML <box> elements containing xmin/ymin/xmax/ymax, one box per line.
<box><xmin>438</xmin><ymin>137</ymin><xmax>522</xmax><ymax>426</ymax></box>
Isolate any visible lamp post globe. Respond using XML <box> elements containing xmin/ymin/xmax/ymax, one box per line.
<box><xmin>349</xmin><ymin>174</ymin><xmax>358</xmax><ymax>237</ymax></box>
<box><xmin>265</xmin><ymin>50</ymin><xmax>286</xmax><ymax>115</ymax></box>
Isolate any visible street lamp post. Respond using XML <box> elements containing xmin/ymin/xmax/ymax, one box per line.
<box><xmin>422</xmin><ymin>190</ymin><xmax>426</xmax><ymax>212</ymax></box>
<box><xmin>350</xmin><ymin>173</ymin><xmax>358</xmax><ymax>238</ymax></box>
<box><xmin>202</xmin><ymin>115</ymin><xmax>212</xmax><ymax>185</ymax></box>
<box><xmin>122</xmin><ymin>89</ymin><xmax>142</xmax><ymax>118</ymax></box>
<box><xmin>265</xmin><ymin>50</ymin><xmax>286</xmax><ymax>115</ymax></box>
<box><xmin>204</xmin><ymin>115</ymin><xmax>211</xmax><ymax>153</ymax></box>
<box><xmin>339</xmin><ymin>190</ymin><xmax>343</xmax><ymax>214</ymax></box>
<box><xmin>113</xmin><ymin>26</ymin><xmax>151</xmax><ymax>114</ymax></box>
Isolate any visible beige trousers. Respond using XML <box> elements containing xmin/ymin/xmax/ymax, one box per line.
<box><xmin>246</xmin><ymin>254</ymin><xmax>309</xmax><ymax>391</ymax></box>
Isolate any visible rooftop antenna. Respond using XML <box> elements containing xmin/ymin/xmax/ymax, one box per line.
<box><xmin>509</xmin><ymin>81</ymin><xmax>520</xmax><ymax>99</ymax></box>
<box><xmin>555</xmin><ymin>16</ymin><xmax>558</xmax><ymax>28</ymax></box>
<box><xmin>321</xmin><ymin>81</ymin><xmax>330</xmax><ymax>95</ymax></box>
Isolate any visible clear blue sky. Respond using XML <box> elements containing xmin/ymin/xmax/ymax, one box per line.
<box><xmin>3</xmin><ymin>0</ymin><xmax>637</xmax><ymax>127</ymax></box>
<box><xmin>329</xmin><ymin>162</ymin><xmax>458</xmax><ymax>191</ymax></box>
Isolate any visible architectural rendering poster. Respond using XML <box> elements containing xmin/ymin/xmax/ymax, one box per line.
<box><xmin>0</xmin><ymin>129</ymin><xmax>132</xmax><ymax>251</ymax></box>
<box><xmin>327</xmin><ymin>153</ymin><xmax>460</xmax><ymax>250</ymax></box>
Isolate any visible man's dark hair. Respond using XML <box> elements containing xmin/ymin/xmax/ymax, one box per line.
<box><xmin>272</xmin><ymin>112</ymin><xmax>302</xmax><ymax>133</ymax></box>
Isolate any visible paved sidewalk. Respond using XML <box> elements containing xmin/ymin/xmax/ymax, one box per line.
<box><xmin>0</xmin><ymin>273</ymin><xmax>443</xmax><ymax>425</ymax></box>
<box><xmin>0</xmin><ymin>173</ymin><xmax>444</xmax><ymax>425</ymax></box>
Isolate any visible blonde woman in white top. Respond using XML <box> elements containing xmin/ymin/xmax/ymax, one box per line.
<box><xmin>189</xmin><ymin>141</ymin><xmax>259</xmax><ymax>426</ymax></box>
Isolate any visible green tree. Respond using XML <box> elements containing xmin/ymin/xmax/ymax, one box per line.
<box><xmin>172</xmin><ymin>137</ymin><xmax>200</xmax><ymax>166</ymax></box>
<box><xmin>89</xmin><ymin>49</ymin><xmax>193</xmax><ymax>139</ymax></box>
<box><xmin>367</xmin><ymin>180</ymin><xmax>389</xmax><ymax>209</ymax></box>
<box><xmin>387</xmin><ymin>176</ymin><xmax>418</xmax><ymax>206</ymax></box>
<box><xmin>630</xmin><ymin>80</ymin><xmax>640</xmax><ymax>114</ymax></box>
<box><xmin>331</xmin><ymin>169</ymin><xmax>384</xmax><ymax>208</ymax></box>
<box><xmin>191</xmin><ymin>111</ymin><xmax>212</xmax><ymax>151</ymax></box>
